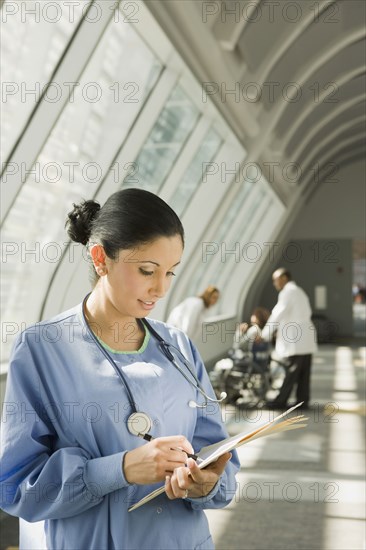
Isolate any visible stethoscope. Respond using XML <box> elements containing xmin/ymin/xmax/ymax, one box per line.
<box><xmin>82</xmin><ymin>296</ymin><xmax>226</xmax><ymax>441</ymax></box>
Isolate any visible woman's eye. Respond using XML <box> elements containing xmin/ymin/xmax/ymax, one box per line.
<box><xmin>140</xmin><ymin>268</ymin><xmax>154</xmax><ymax>276</ymax></box>
<box><xmin>139</xmin><ymin>268</ymin><xmax>176</xmax><ymax>277</ymax></box>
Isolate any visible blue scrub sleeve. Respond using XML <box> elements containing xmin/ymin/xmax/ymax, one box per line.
<box><xmin>184</xmin><ymin>341</ymin><xmax>240</xmax><ymax>510</ymax></box>
<box><xmin>0</xmin><ymin>338</ymin><xmax>130</xmax><ymax>522</ymax></box>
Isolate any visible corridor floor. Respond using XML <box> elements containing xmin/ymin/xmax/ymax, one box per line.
<box><xmin>206</xmin><ymin>343</ymin><xmax>366</xmax><ymax>550</ymax></box>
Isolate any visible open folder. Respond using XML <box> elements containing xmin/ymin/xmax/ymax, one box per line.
<box><xmin>128</xmin><ymin>402</ymin><xmax>308</xmax><ymax>512</ymax></box>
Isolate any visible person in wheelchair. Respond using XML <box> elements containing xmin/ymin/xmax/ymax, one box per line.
<box><xmin>231</xmin><ymin>307</ymin><xmax>271</xmax><ymax>364</ymax></box>
<box><xmin>210</xmin><ymin>307</ymin><xmax>271</xmax><ymax>408</ymax></box>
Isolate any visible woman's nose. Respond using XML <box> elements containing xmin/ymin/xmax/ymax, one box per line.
<box><xmin>151</xmin><ymin>276</ymin><xmax>166</xmax><ymax>297</ymax></box>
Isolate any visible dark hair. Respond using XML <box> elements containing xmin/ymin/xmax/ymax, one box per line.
<box><xmin>273</xmin><ymin>267</ymin><xmax>292</xmax><ymax>281</ymax></box>
<box><xmin>251</xmin><ymin>307</ymin><xmax>270</xmax><ymax>329</ymax></box>
<box><xmin>66</xmin><ymin>189</ymin><xmax>184</xmax><ymax>281</ymax></box>
<box><xmin>65</xmin><ymin>200</ymin><xmax>101</xmax><ymax>246</ymax></box>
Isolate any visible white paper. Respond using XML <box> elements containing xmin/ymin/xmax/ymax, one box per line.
<box><xmin>128</xmin><ymin>402</ymin><xmax>307</xmax><ymax>512</ymax></box>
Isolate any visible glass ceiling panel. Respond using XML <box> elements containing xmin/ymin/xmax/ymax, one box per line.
<box><xmin>123</xmin><ymin>85</ymin><xmax>200</xmax><ymax>192</ymax></box>
<box><xmin>185</xmin><ymin>175</ymin><xmax>254</xmax><ymax>297</ymax></box>
<box><xmin>0</xmin><ymin>0</ymin><xmax>91</xmax><ymax>163</ymax></box>
<box><xmin>169</xmin><ymin>126</ymin><xmax>223</xmax><ymax>217</ymax></box>
<box><xmin>217</xmin><ymin>196</ymin><xmax>275</xmax><ymax>315</ymax></box>
<box><xmin>216</xmin><ymin>190</ymin><xmax>268</xmax><ymax>286</ymax></box>
<box><xmin>1</xmin><ymin>5</ymin><xmax>162</xmax><ymax>362</ymax></box>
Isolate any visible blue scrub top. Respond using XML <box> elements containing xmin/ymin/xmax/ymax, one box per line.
<box><xmin>0</xmin><ymin>302</ymin><xmax>239</xmax><ymax>550</ymax></box>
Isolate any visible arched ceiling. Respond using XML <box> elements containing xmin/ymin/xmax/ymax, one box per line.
<box><xmin>0</xmin><ymin>0</ymin><xmax>364</xmax><ymax>364</ymax></box>
<box><xmin>145</xmin><ymin>0</ymin><xmax>366</xmax><ymax>201</ymax></box>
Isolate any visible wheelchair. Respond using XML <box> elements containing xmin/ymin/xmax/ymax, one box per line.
<box><xmin>209</xmin><ymin>343</ymin><xmax>286</xmax><ymax>409</ymax></box>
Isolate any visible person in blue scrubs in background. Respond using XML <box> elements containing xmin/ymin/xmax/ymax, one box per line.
<box><xmin>0</xmin><ymin>189</ymin><xmax>239</xmax><ymax>550</ymax></box>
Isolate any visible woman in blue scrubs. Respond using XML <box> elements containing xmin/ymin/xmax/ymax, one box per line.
<box><xmin>1</xmin><ymin>189</ymin><xmax>239</xmax><ymax>550</ymax></box>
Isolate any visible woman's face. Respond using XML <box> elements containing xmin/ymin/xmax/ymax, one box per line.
<box><xmin>250</xmin><ymin>314</ymin><xmax>259</xmax><ymax>325</ymax></box>
<box><xmin>208</xmin><ymin>290</ymin><xmax>220</xmax><ymax>307</ymax></box>
<box><xmin>272</xmin><ymin>274</ymin><xmax>287</xmax><ymax>291</ymax></box>
<box><xmin>98</xmin><ymin>235</ymin><xmax>183</xmax><ymax>319</ymax></box>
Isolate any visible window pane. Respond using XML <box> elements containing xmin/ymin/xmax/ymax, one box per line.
<box><xmin>123</xmin><ymin>85</ymin><xmax>200</xmax><ymax>192</ymax></box>
<box><xmin>186</xmin><ymin>176</ymin><xmax>254</xmax><ymax>296</ymax></box>
<box><xmin>216</xmin><ymin>190</ymin><xmax>267</xmax><ymax>285</ymax></box>
<box><xmin>1</xmin><ymin>8</ymin><xmax>162</xmax><ymax>362</ymax></box>
<box><xmin>170</xmin><ymin>127</ymin><xmax>223</xmax><ymax>216</ymax></box>
<box><xmin>0</xmin><ymin>0</ymin><xmax>91</xmax><ymax>162</ymax></box>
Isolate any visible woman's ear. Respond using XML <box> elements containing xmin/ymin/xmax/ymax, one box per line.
<box><xmin>90</xmin><ymin>244</ymin><xmax>108</xmax><ymax>276</ymax></box>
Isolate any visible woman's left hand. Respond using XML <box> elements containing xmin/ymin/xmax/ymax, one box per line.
<box><xmin>164</xmin><ymin>452</ymin><xmax>232</xmax><ymax>500</ymax></box>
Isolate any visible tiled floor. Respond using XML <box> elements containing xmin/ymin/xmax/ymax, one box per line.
<box><xmin>206</xmin><ymin>343</ymin><xmax>366</xmax><ymax>550</ymax></box>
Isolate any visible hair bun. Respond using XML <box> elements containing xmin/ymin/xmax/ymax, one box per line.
<box><xmin>65</xmin><ymin>200</ymin><xmax>101</xmax><ymax>245</ymax></box>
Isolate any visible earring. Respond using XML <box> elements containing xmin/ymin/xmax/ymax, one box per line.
<box><xmin>97</xmin><ymin>267</ymin><xmax>106</xmax><ymax>276</ymax></box>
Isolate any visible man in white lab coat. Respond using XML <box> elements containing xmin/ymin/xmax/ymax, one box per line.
<box><xmin>261</xmin><ymin>268</ymin><xmax>317</xmax><ymax>409</ymax></box>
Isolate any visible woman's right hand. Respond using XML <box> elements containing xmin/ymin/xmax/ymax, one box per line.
<box><xmin>123</xmin><ymin>436</ymin><xmax>195</xmax><ymax>484</ymax></box>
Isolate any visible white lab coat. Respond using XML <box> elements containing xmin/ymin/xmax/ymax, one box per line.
<box><xmin>167</xmin><ymin>297</ymin><xmax>206</xmax><ymax>342</ymax></box>
<box><xmin>261</xmin><ymin>281</ymin><xmax>317</xmax><ymax>357</ymax></box>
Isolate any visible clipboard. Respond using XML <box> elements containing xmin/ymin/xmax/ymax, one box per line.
<box><xmin>128</xmin><ymin>402</ymin><xmax>307</xmax><ymax>511</ymax></box>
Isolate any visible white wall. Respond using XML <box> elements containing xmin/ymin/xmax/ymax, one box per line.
<box><xmin>258</xmin><ymin>238</ymin><xmax>354</xmax><ymax>337</ymax></box>
<box><xmin>291</xmin><ymin>159</ymin><xmax>366</xmax><ymax>240</ymax></box>
<box><xmin>250</xmin><ymin>159</ymin><xmax>365</xmax><ymax>339</ymax></box>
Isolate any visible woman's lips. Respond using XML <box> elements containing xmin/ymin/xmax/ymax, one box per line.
<box><xmin>138</xmin><ymin>300</ymin><xmax>156</xmax><ymax>311</ymax></box>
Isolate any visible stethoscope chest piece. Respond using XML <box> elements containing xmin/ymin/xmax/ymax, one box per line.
<box><xmin>127</xmin><ymin>411</ymin><xmax>152</xmax><ymax>437</ymax></box>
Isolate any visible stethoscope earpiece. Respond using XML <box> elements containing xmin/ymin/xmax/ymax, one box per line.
<box><xmin>188</xmin><ymin>392</ymin><xmax>227</xmax><ymax>409</ymax></box>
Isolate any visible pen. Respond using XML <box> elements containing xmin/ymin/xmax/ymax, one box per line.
<box><xmin>140</xmin><ymin>433</ymin><xmax>198</xmax><ymax>460</ymax></box>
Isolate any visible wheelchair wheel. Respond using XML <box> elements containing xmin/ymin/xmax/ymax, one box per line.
<box><xmin>209</xmin><ymin>360</ymin><xmax>235</xmax><ymax>403</ymax></box>
<box><xmin>235</xmin><ymin>363</ymin><xmax>268</xmax><ymax>409</ymax></box>
<box><xmin>223</xmin><ymin>370</ymin><xmax>243</xmax><ymax>404</ymax></box>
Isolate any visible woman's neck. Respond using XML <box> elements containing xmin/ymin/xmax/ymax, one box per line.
<box><xmin>84</xmin><ymin>291</ymin><xmax>145</xmax><ymax>352</ymax></box>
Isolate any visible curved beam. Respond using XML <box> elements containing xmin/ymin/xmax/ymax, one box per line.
<box><xmin>282</xmin><ymin>69</ymin><xmax>366</xmax><ymax>152</ymax></box>
<box><xmin>257</xmin><ymin>0</ymin><xmax>336</xmax><ymax>82</ymax></box>
<box><xmin>322</xmin><ymin>149</ymin><xmax>365</xmax><ymax>175</ymax></box>
<box><xmin>317</xmin><ymin>142</ymin><xmax>366</xmax><ymax>173</ymax></box>
<box><xmin>301</xmin><ymin>132</ymin><xmax>365</xmax><ymax>186</ymax></box>
<box><xmin>301</xmin><ymin>128</ymin><xmax>365</xmax><ymax>173</ymax></box>
<box><xmin>290</xmin><ymin>113</ymin><xmax>366</xmax><ymax>165</ymax></box>
<box><xmin>302</xmin><ymin>143</ymin><xmax>365</xmax><ymax>199</ymax></box>
<box><xmin>253</xmin><ymin>30</ymin><xmax>365</xmax><ymax>154</ymax></box>
<box><xmin>214</xmin><ymin>0</ymin><xmax>262</xmax><ymax>51</ymax></box>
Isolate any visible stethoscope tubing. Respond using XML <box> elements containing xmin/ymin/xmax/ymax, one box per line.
<box><xmin>141</xmin><ymin>319</ymin><xmax>207</xmax><ymax>396</ymax></box>
<box><xmin>82</xmin><ymin>297</ymin><xmax>137</xmax><ymax>409</ymax></box>
<box><xmin>81</xmin><ymin>295</ymin><xmax>224</xmax><ymax>414</ymax></box>
<box><xmin>141</xmin><ymin>318</ymin><xmax>225</xmax><ymax>405</ymax></box>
